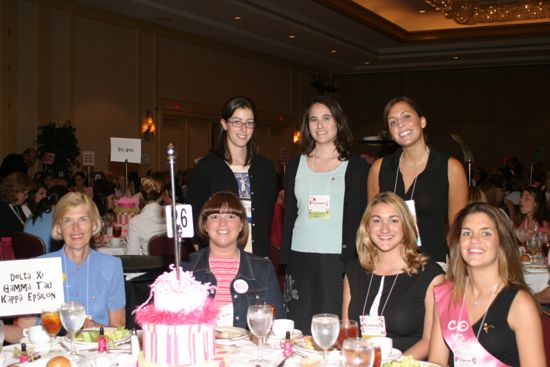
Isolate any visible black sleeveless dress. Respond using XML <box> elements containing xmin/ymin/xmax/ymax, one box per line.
<box><xmin>450</xmin><ymin>287</ymin><xmax>520</xmax><ymax>366</ymax></box>
<box><xmin>345</xmin><ymin>259</ymin><xmax>444</xmax><ymax>352</ymax></box>
<box><xmin>379</xmin><ymin>147</ymin><xmax>450</xmax><ymax>262</ymax></box>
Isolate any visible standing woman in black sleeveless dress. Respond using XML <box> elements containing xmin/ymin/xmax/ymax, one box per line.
<box><xmin>367</xmin><ymin>97</ymin><xmax>468</xmax><ymax>263</ymax></box>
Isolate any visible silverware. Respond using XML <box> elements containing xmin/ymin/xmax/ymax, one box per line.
<box><xmin>275</xmin><ymin>352</ymin><xmax>295</xmax><ymax>367</ymax></box>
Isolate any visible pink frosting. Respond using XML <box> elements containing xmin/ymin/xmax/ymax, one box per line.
<box><xmin>116</xmin><ymin>196</ymin><xmax>140</xmax><ymax>208</ymax></box>
<box><xmin>134</xmin><ymin>265</ymin><xmax>219</xmax><ymax>325</ymax></box>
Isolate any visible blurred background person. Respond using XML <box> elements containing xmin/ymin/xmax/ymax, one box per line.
<box><xmin>0</xmin><ymin>172</ymin><xmax>32</xmax><ymax>237</ymax></box>
<box><xmin>516</xmin><ymin>185</ymin><xmax>549</xmax><ymax>237</ymax></box>
<box><xmin>70</xmin><ymin>171</ymin><xmax>93</xmax><ymax>198</ymax></box>
<box><xmin>281</xmin><ymin>95</ymin><xmax>369</xmax><ymax>334</ymax></box>
<box><xmin>187</xmin><ymin>96</ymin><xmax>277</xmax><ymax>256</ymax></box>
<box><xmin>126</xmin><ymin>178</ymin><xmax>166</xmax><ymax>255</ymax></box>
<box><xmin>24</xmin><ymin>185</ymin><xmax>69</xmax><ymax>252</ymax></box>
<box><xmin>368</xmin><ymin>96</ymin><xmax>468</xmax><ymax>263</ymax></box>
<box><xmin>429</xmin><ymin>203</ymin><xmax>545</xmax><ymax>366</ymax></box>
<box><xmin>0</xmin><ymin>147</ymin><xmax>36</xmax><ymax>178</ymax></box>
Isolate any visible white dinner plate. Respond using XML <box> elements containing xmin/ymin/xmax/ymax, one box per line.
<box><xmin>292</xmin><ymin>336</ymin><xmax>339</xmax><ymax>356</ymax></box>
<box><xmin>381</xmin><ymin>348</ymin><xmax>402</xmax><ymax>363</ymax></box>
<box><xmin>214</xmin><ymin>326</ymin><xmax>249</xmax><ymax>344</ymax></box>
<box><xmin>67</xmin><ymin>327</ymin><xmax>130</xmax><ymax>346</ymax></box>
<box><xmin>20</xmin><ymin>337</ymin><xmax>60</xmax><ymax>352</ymax></box>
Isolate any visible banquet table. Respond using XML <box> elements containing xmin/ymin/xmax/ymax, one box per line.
<box><xmin>523</xmin><ymin>265</ymin><xmax>549</xmax><ymax>293</ymax></box>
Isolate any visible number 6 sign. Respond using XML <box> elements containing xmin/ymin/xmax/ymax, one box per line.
<box><xmin>165</xmin><ymin>204</ymin><xmax>194</xmax><ymax>238</ymax></box>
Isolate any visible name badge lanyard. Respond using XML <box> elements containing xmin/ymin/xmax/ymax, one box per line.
<box><xmin>362</xmin><ymin>272</ymin><xmax>400</xmax><ymax>317</ymax></box>
<box><xmin>393</xmin><ymin>153</ymin><xmax>419</xmax><ymax>201</ymax></box>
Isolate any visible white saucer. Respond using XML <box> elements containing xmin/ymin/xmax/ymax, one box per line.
<box><xmin>381</xmin><ymin>348</ymin><xmax>402</xmax><ymax>363</ymax></box>
<box><xmin>20</xmin><ymin>337</ymin><xmax>59</xmax><ymax>352</ymax></box>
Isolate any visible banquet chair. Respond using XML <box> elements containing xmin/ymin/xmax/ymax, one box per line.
<box><xmin>542</xmin><ymin>308</ymin><xmax>550</xmax><ymax>362</ymax></box>
<box><xmin>12</xmin><ymin>232</ymin><xmax>46</xmax><ymax>259</ymax></box>
<box><xmin>147</xmin><ymin>233</ymin><xmax>188</xmax><ymax>261</ymax></box>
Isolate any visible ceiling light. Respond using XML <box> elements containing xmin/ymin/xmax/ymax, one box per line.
<box><xmin>425</xmin><ymin>0</ymin><xmax>550</xmax><ymax>25</ymax></box>
<box><xmin>233</xmin><ymin>16</ymin><xmax>242</xmax><ymax>20</ymax></box>
<box><xmin>364</xmin><ymin>61</ymin><xmax>370</xmax><ymax>65</ymax></box>
<box><xmin>419</xmin><ymin>9</ymin><xmax>427</xmax><ymax>14</ymax></box>
<box><xmin>330</xmin><ymin>50</ymin><xmax>337</xmax><ymax>54</ymax></box>
<box><xmin>288</xmin><ymin>35</ymin><xmax>296</xmax><ymax>39</ymax></box>
<box><xmin>453</xmin><ymin>56</ymin><xmax>460</xmax><ymax>60</ymax></box>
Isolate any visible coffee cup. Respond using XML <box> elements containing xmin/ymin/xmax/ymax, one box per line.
<box><xmin>23</xmin><ymin>325</ymin><xmax>51</xmax><ymax>345</ymax></box>
<box><xmin>110</xmin><ymin>237</ymin><xmax>122</xmax><ymax>247</ymax></box>
<box><xmin>367</xmin><ymin>336</ymin><xmax>393</xmax><ymax>357</ymax></box>
<box><xmin>272</xmin><ymin>319</ymin><xmax>294</xmax><ymax>338</ymax></box>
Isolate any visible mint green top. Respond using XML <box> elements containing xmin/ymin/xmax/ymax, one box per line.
<box><xmin>291</xmin><ymin>155</ymin><xmax>348</xmax><ymax>254</ymax></box>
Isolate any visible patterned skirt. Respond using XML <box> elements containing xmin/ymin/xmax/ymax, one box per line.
<box><xmin>284</xmin><ymin>250</ymin><xmax>344</xmax><ymax>334</ymax></box>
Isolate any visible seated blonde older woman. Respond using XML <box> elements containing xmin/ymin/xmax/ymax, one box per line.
<box><xmin>40</xmin><ymin>192</ymin><xmax>126</xmax><ymax>328</ymax></box>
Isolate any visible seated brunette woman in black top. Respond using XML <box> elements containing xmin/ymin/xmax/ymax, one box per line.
<box><xmin>343</xmin><ymin>192</ymin><xmax>444</xmax><ymax>360</ymax></box>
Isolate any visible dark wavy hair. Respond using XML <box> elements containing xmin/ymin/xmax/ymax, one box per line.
<box><xmin>216</xmin><ymin>96</ymin><xmax>259</xmax><ymax>165</ymax></box>
<box><xmin>299</xmin><ymin>96</ymin><xmax>352</xmax><ymax>160</ymax></box>
<box><xmin>31</xmin><ymin>185</ymin><xmax>69</xmax><ymax>224</ymax></box>
<box><xmin>517</xmin><ymin>185</ymin><xmax>548</xmax><ymax>227</ymax></box>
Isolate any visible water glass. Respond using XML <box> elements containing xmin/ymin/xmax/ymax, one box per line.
<box><xmin>60</xmin><ymin>302</ymin><xmax>86</xmax><ymax>362</ymax></box>
<box><xmin>247</xmin><ymin>304</ymin><xmax>274</xmax><ymax>366</ymax></box>
<box><xmin>311</xmin><ymin>313</ymin><xmax>339</xmax><ymax>365</ymax></box>
<box><xmin>342</xmin><ymin>338</ymin><xmax>374</xmax><ymax>367</ymax></box>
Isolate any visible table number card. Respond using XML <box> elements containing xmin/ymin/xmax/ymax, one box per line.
<box><xmin>0</xmin><ymin>258</ymin><xmax>64</xmax><ymax>316</ymax></box>
<box><xmin>165</xmin><ymin>204</ymin><xmax>194</xmax><ymax>239</ymax></box>
<box><xmin>110</xmin><ymin>137</ymin><xmax>142</xmax><ymax>164</ymax></box>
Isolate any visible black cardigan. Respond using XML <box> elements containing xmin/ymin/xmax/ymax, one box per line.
<box><xmin>280</xmin><ymin>154</ymin><xmax>369</xmax><ymax>264</ymax></box>
<box><xmin>186</xmin><ymin>153</ymin><xmax>277</xmax><ymax>257</ymax></box>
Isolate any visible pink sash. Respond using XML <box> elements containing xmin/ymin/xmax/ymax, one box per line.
<box><xmin>434</xmin><ymin>281</ymin><xmax>510</xmax><ymax>367</ymax></box>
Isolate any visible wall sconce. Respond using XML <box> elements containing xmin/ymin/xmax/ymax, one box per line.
<box><xmin>142</xmin><ymin>109</ymin><xmax>156</xmax><ymax>140</ymax></box>
<box><xmin>292</xmin><ymin>129</ymin><xmax>301</xmax><ymax>145</ymax></box>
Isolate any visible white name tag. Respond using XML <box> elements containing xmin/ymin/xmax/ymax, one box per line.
<box><xmin>308</xmin><ymin>195</ymin><xmax>330</xmax><ymax>219</ymax></box>
<box><xmin>359</xmin><ymin>315</ymin><xmax>386</xmax><ymax>337</ymax></box>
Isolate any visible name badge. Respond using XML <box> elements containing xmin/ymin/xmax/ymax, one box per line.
<box><xmin>454</xmin><ymin>347</ymin><xmax>479</xmax><ymax>367</ymax></box>
<box><xmin>216</xmin><ymin>303</ymin><xmax>234</xmax><ymax>327</ymax></box>
<box><xmin>359</xmin><ymin>315</ymin><xmax>386</xmax><ymax>337</ymax></box>
<box><xmin>241</xmin><ymin>199</ymin><xmax>252</xmax><ymax>222</ymax></box>
<box><xmin>405</xmin><ymin>199</ymin><xmax>422</xmax><ymax>247</ymax></box>
<box><xmin>308</xmin><ymin>195</ymin><xmax>330</xmax><ymax>219</ymax></box>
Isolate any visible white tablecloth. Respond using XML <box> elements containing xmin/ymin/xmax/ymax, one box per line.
<box><xmin>524</xmin><ymin>268</ymin><xmax>549</xmax><ymax>293</ymax></box>
<box><xmin>96</xmin><ymin>243</ymin><xmax>126</xmax><ymax>256</ymax></box>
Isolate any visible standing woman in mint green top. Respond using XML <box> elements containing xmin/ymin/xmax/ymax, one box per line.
<box><xmin>281</xmin><ymin>96</ymin><xmax>369</xmax><ymax>334</ymax></box>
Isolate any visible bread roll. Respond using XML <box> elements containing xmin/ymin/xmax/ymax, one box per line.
<box><xmin>46</xmin><ymin>355</ymin><xmax>71</xmax><ymax>367</ymax></box>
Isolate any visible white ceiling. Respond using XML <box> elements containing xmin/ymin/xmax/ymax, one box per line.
<box><xmin>76</xmin><ymin>0</ymin><xmax>550</xmax><ymax>74</ymax></box>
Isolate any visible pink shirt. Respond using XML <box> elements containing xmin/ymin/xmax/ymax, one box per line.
<box><xmin>209</xmin><ymin>257</ymin><xmax>240</xmax><ymax>308</ymax></box>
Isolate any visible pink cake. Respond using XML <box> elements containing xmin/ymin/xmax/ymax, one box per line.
<box><xmin>135</xmin><ymin>266</ymin><xmax>221</xmax><ymax>366</ymax></box>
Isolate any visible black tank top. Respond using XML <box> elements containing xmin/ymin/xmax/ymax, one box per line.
<box><xmin>379</xmin><ymin>147</ymin><xmax>450</xmax><ymax>262</ymax></box>
<box><xmin>451</xmin><ymin>287</ymin><xmax>520</xmax><ymax>366</ymax></box>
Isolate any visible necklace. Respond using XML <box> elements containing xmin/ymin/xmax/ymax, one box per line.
<box><xmin>62</xmin><ymin>248</ymin><xmax>90</xmax><ymax>315</ymax></box>
<box><xmin>464</xmin><ymin>278</ymin><xmax>500</xmax><ymax>338</ymax></box>
<box><xmin>399</xmin><ymin>147</ymin><xmax>429</xmax><ymax>173</ymax></box>
<box><xmin>9</xmin><ymin>204</ymin><xmax>25</xmax><ymax>225</ymax></box>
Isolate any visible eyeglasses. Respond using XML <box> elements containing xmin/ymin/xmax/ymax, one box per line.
<box><xmin>226</xmin><ymin>118</ymin><xmax>255</xmax><ymax>129</ymax></box>
<box><xmin>206</xmin><ymin>213</ymin><xmax>241</xmax><ymax>222</ymax></box>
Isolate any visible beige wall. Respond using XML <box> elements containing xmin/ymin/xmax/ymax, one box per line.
<box><xmin>340</xmin><ymin>65</ymin><xmax>550</xmax><ymax>173</ymax></box>
<box><xmin>1</xmin><ymin>0</ymin><xmax>320</xmax><ymax>176</ymax></box>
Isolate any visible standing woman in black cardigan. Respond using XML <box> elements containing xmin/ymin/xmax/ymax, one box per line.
<box><xmin>281</xmin><ymin>96</ymin><xmax>369</xmax><ymax>334</ymax></box>
<box><xmin>187</xmin><ymin>96</ymin><xmax>277</xmax><ymax>257</ymax></box>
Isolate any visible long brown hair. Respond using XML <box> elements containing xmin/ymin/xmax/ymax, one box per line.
<box><xmin>356</xmin><ymin>192</ymin><xmax>428</xmax><ymax>274</ymax></box>
<box><xmin>299</xmin><ymin>96</ymin><xmax>352</xmax><ymax>160</ymax></box>
<box><xmin>447</xmin><ymin>202</ymin><xmax>529</xmax><ymax>303</ymax></box>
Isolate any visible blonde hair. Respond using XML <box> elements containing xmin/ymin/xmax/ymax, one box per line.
<box><xmin>198</xmin><ymin>191</ymin><xmax>249</xmax><ymax>248</ymax></box>
<box><xmin>51</xmin><ymin>192</ymin><xmax>101</xmax><ymax>240</ymax></box>
<box><xmin>357</xmin><ymin>192</ymin><xmax>428</xmax><ymax>274</ymax></box>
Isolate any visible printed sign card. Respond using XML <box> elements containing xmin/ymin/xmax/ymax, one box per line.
<box><xmin>110</xmin><ymin>138</ymin><xmax>142</xmax><ymax>164</ymax></box>
<box><xmin>82</xmin><ymin>151</ymin><xmax>95</xmax><ymax>166</ymax></box>
<box><xmin>165</xmin><ymin>204</ymin><xmax>194</xmax><ymax>238</ymax></box>
<box><xmin>0</xmin><ymin>258</ymin><xmax>64</xmax><ymax>316</ymax></box>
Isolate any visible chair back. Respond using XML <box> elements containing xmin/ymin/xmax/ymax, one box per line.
<box><xmin>147</xmin><ymin>233</ymin><xmax>187</xmax><ymax>261</ymax></box>
<box><xmin>12</xmin><ymin>232</ymin><xmax>47</xmax><ymax>259</ymax></box>
<box><xmin>542</xmin><ymin>308</ymin><xmax>550</xmax><ymax>363</ymax></box>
